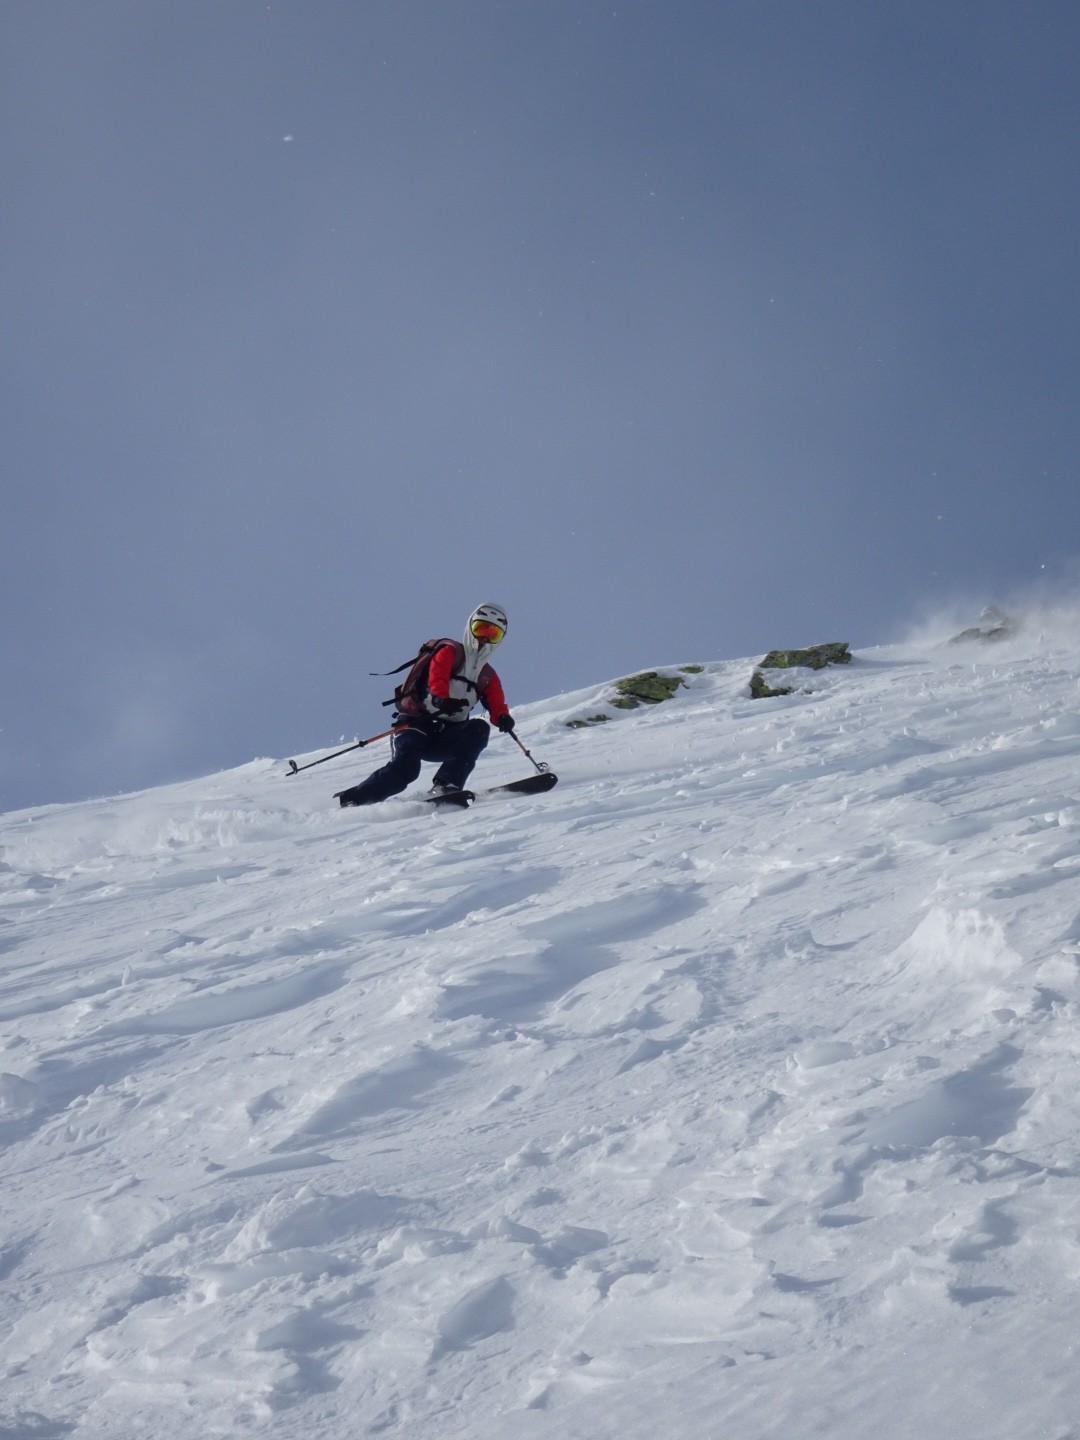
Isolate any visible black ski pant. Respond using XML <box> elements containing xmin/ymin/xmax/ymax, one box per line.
<box><xmin>337</xmin><ymin>718</ymin><xmax>489</xmax><ymax>806</ymax></box>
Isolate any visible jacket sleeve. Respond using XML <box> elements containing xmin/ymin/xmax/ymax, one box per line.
<box><xmin>478</xmin><ymin>667</ymin><xmax>509</xmax><ymax>723</ymax></box>
<box><xmin>427</xmin><ymin>644</ymin><xmax>459</xmax><ymax>702</ymax></box>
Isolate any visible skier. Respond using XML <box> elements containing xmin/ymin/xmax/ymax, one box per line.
<box><xmin>336</xmin><ymin>603</ymin><xmax>516</xmax><ymax>807</ymax></box>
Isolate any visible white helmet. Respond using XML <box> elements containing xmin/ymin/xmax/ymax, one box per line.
<box><xmin>465</xmin><ymin>602</ymin><xmax>508</xmax><ymax>651</ymax></box>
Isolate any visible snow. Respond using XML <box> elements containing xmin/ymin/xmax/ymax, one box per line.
<box><xmin>3</xmin><ymin>622</ymin><xmax>1080</xmax><ymax>1439</ymax></box>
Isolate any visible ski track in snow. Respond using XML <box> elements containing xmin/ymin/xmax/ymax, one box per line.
<box><xmin>2</xmin><ymin>639</ymin><xmax>1080</xmax><ymax>1438</ymax></box>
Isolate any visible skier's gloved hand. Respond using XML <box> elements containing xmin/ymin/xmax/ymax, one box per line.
<box><xmin>433</xmin><ymin>696</ymin><xmax>469</xmax><ymax>716</ymax></box>
<box><xmin>496</xmin><ymin>713</ymin><xmax>516</xmax><ymax>733</ymax></box>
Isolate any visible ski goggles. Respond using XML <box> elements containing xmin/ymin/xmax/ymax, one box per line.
<box><xmin>470</xmin><ymin>619</ymin><xmax>505</xmax><ymax>644</ymax></box>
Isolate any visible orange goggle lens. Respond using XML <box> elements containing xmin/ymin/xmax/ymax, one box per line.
<box><xmin>471</xmin><ymin>619</ymin><xmax>505</xmax><ymax>644</ymax></box>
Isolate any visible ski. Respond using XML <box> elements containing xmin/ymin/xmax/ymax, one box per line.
<box><xmin>486</xmin><ymin>771</ymin><xmax>558</xmax><ymax>795</ymax></box>
<box><xmin>424</xmin><ymin>772</ymin><xmax>558</xmax><ymax>810</ymax></box>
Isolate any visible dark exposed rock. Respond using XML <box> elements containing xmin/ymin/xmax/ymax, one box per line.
<box><xmin>749</xmin><ymin>671</ymin><xmax>794</xmax><ymax>699</ymax></box>
<box><xmin>759</xmin><ymin>643</ymin><xmax>852</xmax><ymax>671</ymax></box>
<box><xmin>611</xmin><ymin>671</ymin><xmax>686</xmax><ymax>708</ymax></box>
<box><xmin>566</xmin><ymin>667</ymin><xmax>701</xmax><ymax>726</ymax></box>
<box><xmin>750</xmin><ymin>642</ymin><xmax>851</xmax><ymax>700</ymax></box>
<box><xmin>948</xmin><ymin>607</ymin><xmax>1019</xmax><ymax>645</ymax></box>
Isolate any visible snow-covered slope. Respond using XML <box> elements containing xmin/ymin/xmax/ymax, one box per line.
<box><xmin>3</xmin><ymin>627</ymin><xmax>1080</xmax><ymax>1440</ymax></box>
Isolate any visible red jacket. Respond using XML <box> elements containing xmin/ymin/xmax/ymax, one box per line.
<box><xmin>427</xmin><ymin>643</ymin><xmax>510</xmax><ymax>723</ymax></box>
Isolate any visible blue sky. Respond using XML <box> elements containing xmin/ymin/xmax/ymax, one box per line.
<box><xmin>3</xmin><ymin>0</ymin><xmax>1079</xmax><ymax>812</ymax></box>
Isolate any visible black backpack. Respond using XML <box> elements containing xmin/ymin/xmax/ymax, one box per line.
<box><xmin>373</xmin><ymin>637</ymin><xmax>466</xmax><ymax>715</ymax></box>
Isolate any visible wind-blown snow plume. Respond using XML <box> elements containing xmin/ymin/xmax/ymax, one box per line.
<box><xmin>898</xmin><ymin>569</ymin><xmax>1080</xmax><ymax>651</ymax></box>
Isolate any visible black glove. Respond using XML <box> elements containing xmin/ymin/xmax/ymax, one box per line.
<box><xmin>433</xmin><ymin>696</ymin><xmax>469</xmax><ymax>716</ymax></box>
<box><xmin>496</xmin><ymin>713</ymin><xmax>516</xmax><ymax>733</ymax></box>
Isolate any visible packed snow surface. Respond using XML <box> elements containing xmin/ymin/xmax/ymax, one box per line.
<box><xmin>3</xmin><ymin>628</ymin><xmax>1080</xmax><ymax>1439</ymax></box>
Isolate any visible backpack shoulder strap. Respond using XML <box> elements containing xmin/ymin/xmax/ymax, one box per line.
<box><xmin>370</xmin><ymin>649</ymin><xmax>425</xmax><ymax>678</ymax></box>
<box><xmin>370</xmin><ymin>636</ymin><xmax>455</xmax><ymax>677</ymax></box>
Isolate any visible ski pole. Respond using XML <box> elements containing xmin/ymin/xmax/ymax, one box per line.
<box><xmin>507</xmin><ymin>728</ymin><xmax>551</xmax><ymax>774</ymax></box>
<box><xmin>286</xmin><ymin>725</ymin><xmax>408</xmax><ymax>776</ymax></box>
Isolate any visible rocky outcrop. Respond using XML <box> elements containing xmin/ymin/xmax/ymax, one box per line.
<box><xmin>566</xmin><ymin>666</ymin><xmax>703</xmax><ymax>727</ymax></box>
<box><xmin>749</xmin><ymin>642</ymin><xmax>851</xmax><ymax>699</ymax></box>
<box><xmin>611</xmin><ymin>670</ymin><xmax>689</xmax><ymax>708</ymax></box>
<box><xmin>949</xmin><ymin>607</ymin><xmax>1018</xmax><ymax>645</ymax></box>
